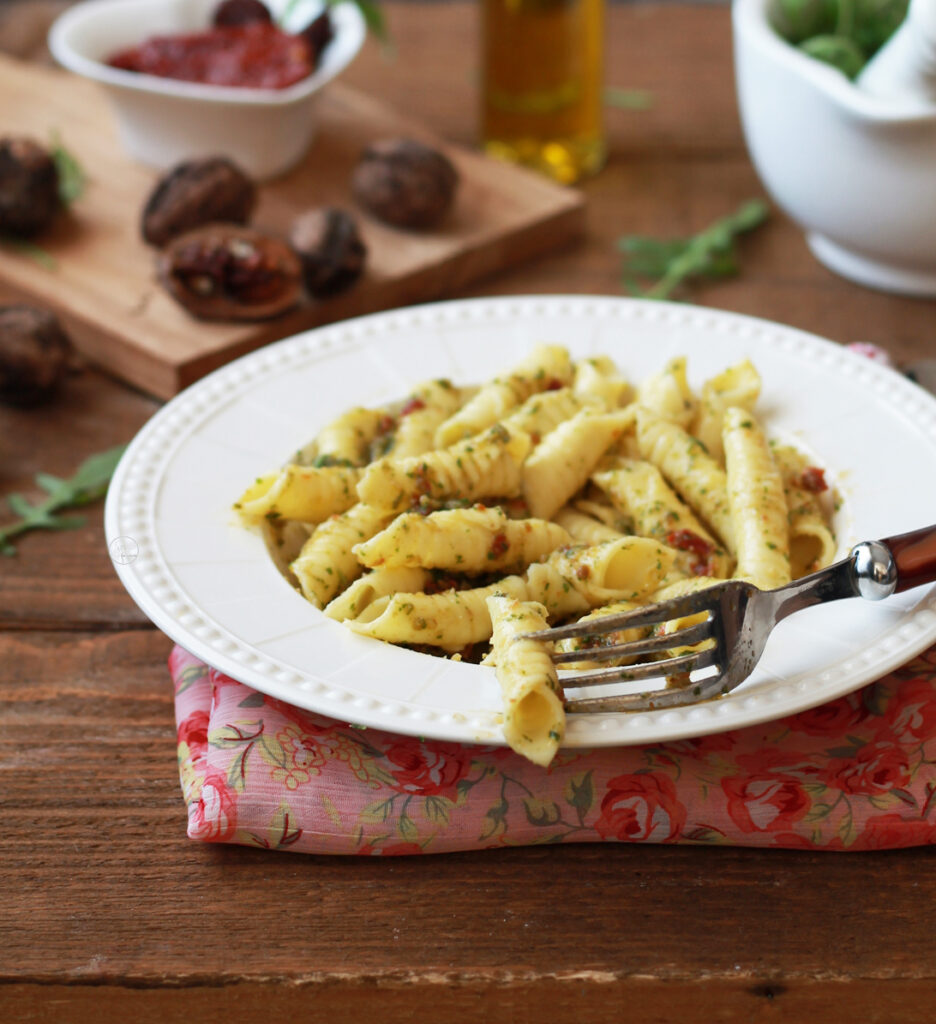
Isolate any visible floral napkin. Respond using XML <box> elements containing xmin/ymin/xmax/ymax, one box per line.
<box><xmin>172</xmin><ymin>644</ymin><xmax>936</xmax><ymax>854</ymax></box>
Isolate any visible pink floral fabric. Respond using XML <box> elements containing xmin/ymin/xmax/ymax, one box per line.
<box><xmin>171</xmin><ymin>645</ymin><xmax>936</xmax><ymax>854</ymax></box>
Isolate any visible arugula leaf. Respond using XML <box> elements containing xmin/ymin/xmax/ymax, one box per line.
<box><xmin>0</xmin><ymin>444</ymin><xmax>127</xmax><ymax>556</ymax></box>
<box><xmin>617</xmin><ymin>199</ymin><xmax>769</xmax><ymax>302</ymax></box>
<box><xmin>50</xmin><ymin>131</ymin><xmax>86</xmax><ymax>207</ymax></box>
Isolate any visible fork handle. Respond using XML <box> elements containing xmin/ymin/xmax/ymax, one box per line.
<box><xmin>884</xmin><ymin>525</ymin><xmax>936</xmax><ymax>593</ymax></box>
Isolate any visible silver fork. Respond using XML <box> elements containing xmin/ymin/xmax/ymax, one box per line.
<box><xmin>526</xmin><ymin>526</ymin><xmax>936</xmax><ymax>713</ymax></box>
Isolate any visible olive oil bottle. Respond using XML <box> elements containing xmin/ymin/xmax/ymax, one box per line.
<box><xmin>481</xmin><ymin>0</ymin><xmax>605</xmax><ymax>184</ymax></box>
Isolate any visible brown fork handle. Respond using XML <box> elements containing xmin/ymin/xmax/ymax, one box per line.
<box><xmin>884</xmin><ymin>525</ymin><xmax>936</xmax><ymax>593</ymax></box>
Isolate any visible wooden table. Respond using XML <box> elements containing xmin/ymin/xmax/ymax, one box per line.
<box><xmin>2</xmin><ymin>5</ymin><xmax>935</xmax><ymax>1021</ymax></box>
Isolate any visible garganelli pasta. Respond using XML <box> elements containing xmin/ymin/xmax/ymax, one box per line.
<box><xmin>238</xmin><ymin>347</ymin><xmax>837</xmax><ymax>766</ymax></box>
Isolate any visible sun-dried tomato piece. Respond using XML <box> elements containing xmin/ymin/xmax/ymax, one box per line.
<box><xmin>798</xmin><ymin>466</ymin><xmax>828</xmax><ymax>493</ymax></box>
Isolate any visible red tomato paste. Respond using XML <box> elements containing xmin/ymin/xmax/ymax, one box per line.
<box><xmin>108</xmin><ymin>22</ymin><xmax>314</xmax><ymax>89</ymax></box>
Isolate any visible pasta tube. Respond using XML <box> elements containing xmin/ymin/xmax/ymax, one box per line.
<box><xmin>554</xmin><ymin>506</ymin><xmax>625</xmax><ymax>545</ymax></box>
<box><xmin>435</xmin><ymin>344</ymin><xmax>573</xmax><ymax>447</ymax></box>
<box><xmin>773</xmin><ymin>445</ymin><xmax>836</xmax><ymax>578</ymax></box>
<box><xmin>523</xmin><ymin>407</ymin><xmax>636</xmax><ymax>520</ymax></box>
<box><xmin>389</xmin><ymin>379</ymin><xmax>465</xmax><ymax>459</ymax></box>
<box><xmin>486</xmin><ymin>596</ymin><xmax>565</xmax><ymax>767</ymax></box>
<box><xmin>723</xmin><ymin>407</ymin><xmax>791</xmax><ymax>590</ymax></box>
<box><xmin>545</xmin><ymin>536</ymin><xmax>678</xmax><ymax>606</ymax></box>
<box><xmin>324</xmin><ymin>567</ymin><xmax>430</xmax><ymax>621</ymax></box>
<box><xmin>290</xmin><ymin>503</ymin><xmax>393</xmax><ymax>609</ymax></box>
<box><xmin>690</xmin><ymin>360</ymin><xmax>760</xmax><ymax>464</ymax></box>
<box><xmin>354</xmin><ymin>506</ymin><xmax>571</xmax><ymax>573</ymax></box>
<box><xmin>314</xmin><ymin>407</ymin><xmax>386</xmax><ymax>466</ymax></box>
<box><xmin>592</xmin><ymin>461</ymin><xmax>732</xmax><ymax>578</ymax></box>
<box><xmin>346</xmin><ymin>576</ymin><xmax>529</xmax><ymax>650</ymax></box>
<box><xmin>236</xmin><ymin>465</ymin><xmax>362</xmax><ymax>524</ymax></box>
<box><xmin>635</xmin><ymin>409</ymin><xmax>735</xmax><ymax>555</ymax></box>
<box><xmin>357</xmin><ymin>424</ymin><xmax>531</xmax><ymax>512</ymax></box>
<box><xmin>636</xmin><ymin>356</ymin><xmax>697</xmax><ymax>428</ymax></box>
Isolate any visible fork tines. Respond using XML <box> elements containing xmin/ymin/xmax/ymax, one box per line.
<box><xmin>525</xmin><ymin>586</ymin><xmax>721</xmax><ymax>645</ymax></box>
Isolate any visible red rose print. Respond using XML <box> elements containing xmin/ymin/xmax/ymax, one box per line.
<box><xmin>385</xmin><ymin>740</ymin><xmax>472</xmax><ymax>798</ymax></box>
<box><xmin>787</xmin><ymin>695</ymin><xmax>867</xmax><ymax>737</ymax></box>
<box><xmin>722</xmin><ymin>771</ymin><xmax>810</xmax><ymax>833</ymax></box>
<box><xmin>854</xmin><ymin>813</ymin><xmax>936</xmax><ymax>850</ymax></box>
<box><xmin>177</xmin><ymin>708</ymin><xmax>209</xmax><ymax>749</ymax></box>
<box><xmin>885</xmin><ymin>678</ymin><xmax>936</xmax><ymax>743</ymax></box>
<box><xmin>188</xmin><ymin>772</ymin><xmax>237</xmax><ymax>842</ymax></box>
<box><xmin>667</xmin><ymin>732</ymin><xmax>736</xmax><ymax>758</ymax></box>
<box><xmin>595</xmin><ymin>771</ymin><xmax>687</xmax><ymax>843</ymax></box>
<box><xmin>826</xmin><ymin>741</ymin><xmax>910</xmax><ymax>796</ymax></box>
<box><xmin>771</xmin><ymin>832</ymin><xmax>845</xmax><ymax>851</ymax></box>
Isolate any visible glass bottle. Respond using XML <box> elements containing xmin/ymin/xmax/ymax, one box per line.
<box><xmin>480</xmin><ymin>0</ymin><xmax>605</xmax><ymax>185</ymax></box>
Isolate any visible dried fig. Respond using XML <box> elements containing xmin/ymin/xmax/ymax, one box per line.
<box><xmin>213</xmin><ymin>0</ymin><xmax>272</xmax><ymax>26</ymax></box>
<box><xmin>0</xmin><ymin>305</ymin><xmax>73</xmax><ymax>407</ymax></box>
<box><xmin>141</xmin><ymin>157</ymin><xmax>257</xmax><ymax>247</ymax></box>
<box><xmin>0</xmin><ymin>137</ymin><xmax>61</xmax><ymax>238</ymax></box>
<box><xmin>158</xmin><ymin>224</ymin><xmax>302</xmax><ymax>321</ymax></box>
<box><xmin>352</xmin><ymin>138</ymin><xmax>459</xmax><ymax>230</ymax></box>
<box><xmin>289</xmin><ymin>207</ymin><xmax>366</xmax><ymax>298</ymax></box>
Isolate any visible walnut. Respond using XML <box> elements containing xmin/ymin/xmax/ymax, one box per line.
<box><xmin>158</xmin><ymin>224</ymin><xmax>302</xmax><ymax>321</ymax></box>
<box><xmin>352</xmin><ymin>138</ymin><xmax>459</xmax><ymax>230</ymax></box>
<box><xmin>0</xmin><ymin>305</ymin><xmax>73</xmax><ymax>407</ymax></box>
<box><xmin>289</xmin><ymin>207</ymin><xmax>366</xmax><ymax>298</ymax></box>
<box><xmin>141</xmin><ymin>157</ymin><xmax>257</xmax><ymax>247</ymax></box>
<box><xmin>212</xmin><ymin>0</ymin><xmax>272</xmax><ymax>26</ymax></box>
<box><xmin>0</xmin><ymin>137</ymin><xmax>61</xmax><ymax>237</ymax></box>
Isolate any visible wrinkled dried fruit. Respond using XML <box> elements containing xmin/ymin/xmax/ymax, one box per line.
<box><xmin>298</xmin><ymin>10</ymin><xmax>334</xmax><ymax>64</ymax></box>
<box><xmin>0</xmin><ymin>305</ymin><xmax>73</xmax><ymax>407</ymax></box>
<box><xmin>0</xmin><ymin>137</ymin><xmax>61</xmax><ymax>238</ymax></box>
<box><xmin>141</xmin><ymin>157</ymin><xmax>257</xmax><ymax>247</ymax></box>
<box><xmin>289</xmin><ymin>207</ymin><xmax>367</xmax><ymax>298</ymax></box>
<box><xmin>213</xmin><ymin>0</ymin><xmax>272</xmax><ymax>26</ymax></box>
<box><xmin>159</xmin><ymin>225</ymin><xmax>302</xmax><ymax>321</ymax></box>
<box><xmin>352</xmin><ymin>138</ymin><xmax>459</xmax><ymax>230</ymax></box>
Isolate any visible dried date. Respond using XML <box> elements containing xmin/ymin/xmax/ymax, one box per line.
<box><xmin>289</xmin><ymin>207</ymin><xmax>366</xmax><ymax>298</ymax></box>
<box><xmin>0</xmin><ymin>137</ymin><xmax>61</xmax><ymax>238</ymax></box>
<box><xmin>141</xmin><ymin>157</ymin><xmax>257</xmax><ymax>247</ymax></box>
<box><xmin>352</xmin><ymin>138</ymin><xmax>459</xmax><ymax>230</ymax></box>
<box><xmin>158</xmin><ymin>225</ymin><xmax>302</xmax><ymax>321</ymax></box>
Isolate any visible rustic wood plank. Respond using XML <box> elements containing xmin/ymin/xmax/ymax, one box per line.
<box><xmin>4</xmin><ymin>979</ymin><xmax>936</xmax><ymax>1024</ymax></box>
<box><xmin>0</xmin><ymin>365</ymin><xmax>157</xmax><ymax>629</ymax></box>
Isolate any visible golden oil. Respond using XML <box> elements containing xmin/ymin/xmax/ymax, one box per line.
<box><xmin>481</xmin><ymin>0</ymin><xmax>605</xmax><ymax>185</ymax></box>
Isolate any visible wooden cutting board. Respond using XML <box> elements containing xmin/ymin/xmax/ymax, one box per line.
<box><xmin>0</xmin><ymin>55</ymin><xmax>585</xmax><ymax>399</ymax></box>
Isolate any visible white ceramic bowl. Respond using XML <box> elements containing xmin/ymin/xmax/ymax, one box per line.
<box><xmin>48</xmin><ymin>0</ymin><xmax>366</xmax><ymax>180</ymax></box>
<box><xmin>733</xmin><ymin>0</ymin><xmax>936</xmax><ymax>297</ymax></box>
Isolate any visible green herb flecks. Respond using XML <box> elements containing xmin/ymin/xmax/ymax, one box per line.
<box><xmin>617</xmin><ymin>199</ymin><xmax>770</xmax><ymax>302</ymax></box>
<box><xmin>0</xmin><ymin>445</ymin><xmax>127</xmax><ymax>556</ymax></box>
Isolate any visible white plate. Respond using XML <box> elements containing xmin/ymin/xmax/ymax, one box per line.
<box><xmin>105</xmin><ymin>296</ymin><xmax>936</xmax><ymax>747</ymax></box>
